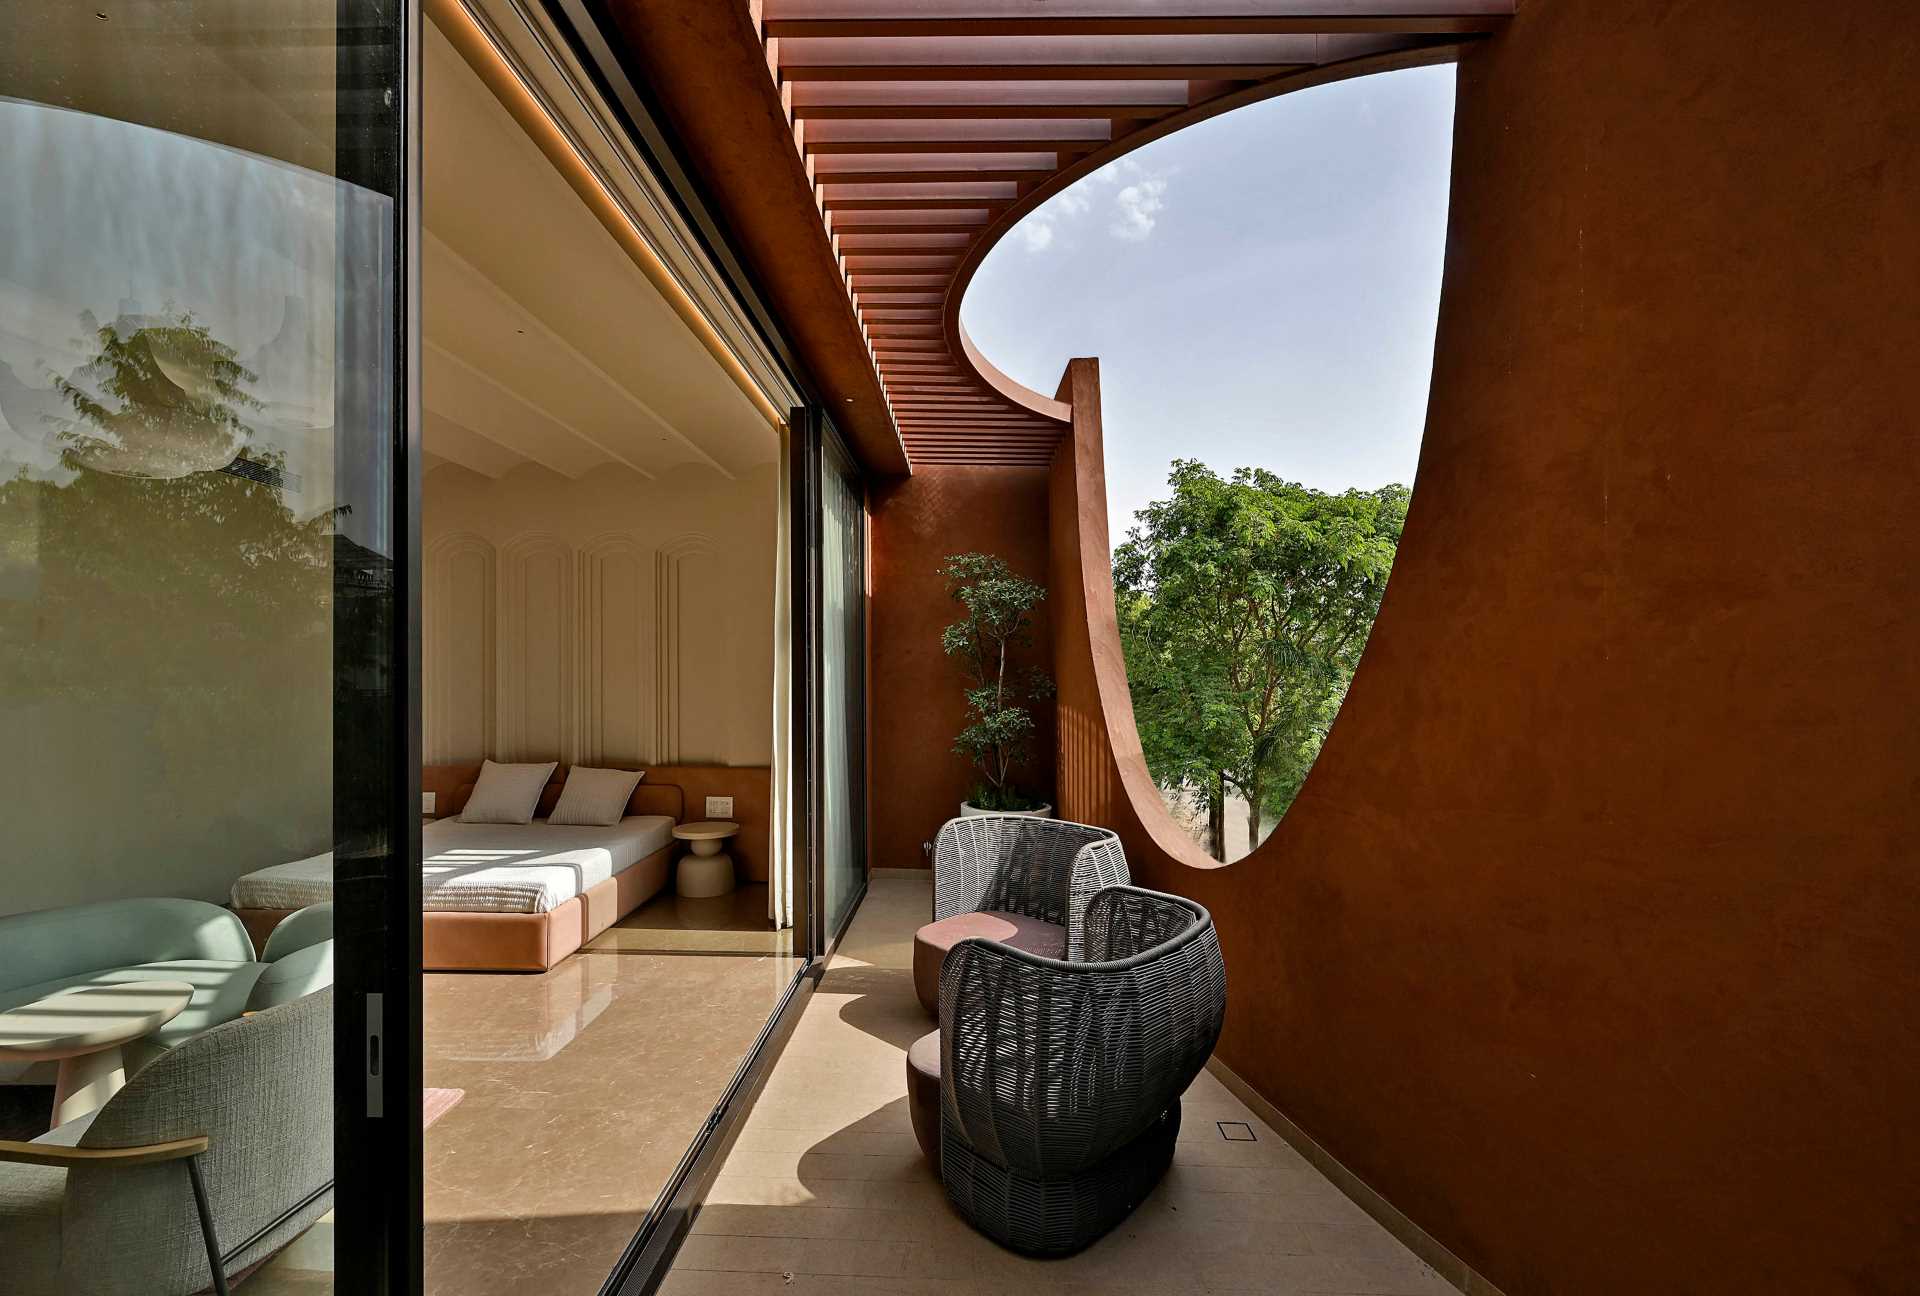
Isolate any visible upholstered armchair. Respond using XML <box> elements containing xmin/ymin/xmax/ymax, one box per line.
<box><xmin>906</xmin><ymin>886</ymin><xmax>1226</xmax><ymax>1255</ymax></box>
<box><xmin>913</xmin><ymin>814</ymin><xmax>1129</xmax><ymax>1014</ymax></box>
<box><xmin>0</xmin><ymin>988</ymin><xmax>334</xmax><ymax>1296</ymax></box>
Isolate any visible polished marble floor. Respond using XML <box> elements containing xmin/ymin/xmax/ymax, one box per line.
<box><xmin>590</xmin><ymin>882</ymin><xmax>794</xmax><ymax>956</ymax></box>
<box><xmin>659</xmin><ymin>874</ymin><xmax>1457</xmax><ymax>1296</ymax></box>
<box><xmin>420</xmin><ymin>945</ymin><xmax>802</xmax><ymax>1295</ymax></box>
<box><xmin>248</xmin><ymin>933</ymin><xmax>801</xmax><ymax>1294</ymax></box>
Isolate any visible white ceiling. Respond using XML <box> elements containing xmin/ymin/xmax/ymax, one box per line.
<box><xmin>422</xmin><ymin>20</ymin><xmax>778</xmax><ymax>482</ymax></box>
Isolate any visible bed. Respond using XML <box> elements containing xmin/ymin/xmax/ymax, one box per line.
<box><xmin>230</xmin><ymin>766</ymin><xmax>686</xmax><ymax>972</ymax></box>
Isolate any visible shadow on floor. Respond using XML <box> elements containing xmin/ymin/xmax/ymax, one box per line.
<box><xmin>0</xmin><ymin>1085</ymin><xmax>52</xmax><ymax>1141</ymax></box>
<box><xmin>661</xmin><ymin>875</ymin><xmax>1458</xmax><ymax>1296</ymax></box>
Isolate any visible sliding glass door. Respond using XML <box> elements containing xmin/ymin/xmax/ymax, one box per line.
<box><xmin>1</xmin><ymin>2</ymin><xmax>417</xmax><ymax>1291</ymax></box>
<box><xmin>818</xmin><ymin>428</ymin><xmax>868</xmax><ymax>941</ymax></box>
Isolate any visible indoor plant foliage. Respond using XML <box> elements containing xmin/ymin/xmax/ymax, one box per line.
<box><xmin>940</xmin><ymin>552</ymin><xmax>1052</xmax><ymax>813</ymax></box>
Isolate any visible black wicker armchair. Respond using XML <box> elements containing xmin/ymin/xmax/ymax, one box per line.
<box><xmin>913</xmin><ymin>814</ymin><xmax>1130</xmax><ymax>1014</ymax></box>
<box><xmin>910</xmin><ymin>885</ymin><xmax>1227</xmax><ymax>1256</ymax></box>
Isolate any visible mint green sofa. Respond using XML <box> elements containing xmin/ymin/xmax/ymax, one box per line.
<box><xmin>0</xmin><ymin>898</ymin><xmax>333</xmax><ymax>1087</ymax></box>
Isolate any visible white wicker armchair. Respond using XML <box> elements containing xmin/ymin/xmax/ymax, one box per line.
<box><xmin>914</xmin><ymin>814</ymin><xmax>1130</xmax><ymax>1014</ymax></box>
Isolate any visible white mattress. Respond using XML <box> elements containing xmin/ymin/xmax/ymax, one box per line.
<box><xmin>230</xmin><ymin>816</ymin><xmax>676</xmax><ymax>915</ymax></box>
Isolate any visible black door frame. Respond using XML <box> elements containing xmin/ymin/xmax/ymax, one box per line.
<box><xmin>790</xmin><ymin>406</ymin><xmax>824</xmax><ymax>958</ymax></box>
<box><xmin>814</xmin><ymin>420</ymin><xmax>871</xmax><ymax>956</ymax></box>
<box><xmin>349</xmin><ymin>0</ymin><xmax>892</xmax><ymax>1286</ymax></box>
<box><xmin>331</xmin><ymin>0</ymin><xmax>424</xmax><ymax>1290</ymax></box>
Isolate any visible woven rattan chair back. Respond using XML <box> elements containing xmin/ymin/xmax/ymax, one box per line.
<box><xmin>938</xmin><ymin>886</ymin><xmax>1226</xmax><ymax>1179</ymax></box>
<box><xmin>931</xmin><ymin>814</ymin><xmax>1129</xmax><ymax>960</ymax></box>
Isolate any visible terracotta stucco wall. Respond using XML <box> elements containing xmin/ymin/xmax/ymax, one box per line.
<box><xmin>1051</xmin><ymin>3</ymin><xmax>1920</xmax><ymax>1291</ymax></box>
<box><xmin>870</xmin><ymin>466</ymin><xmax>1056</xmax><ymax>869</ymax></box>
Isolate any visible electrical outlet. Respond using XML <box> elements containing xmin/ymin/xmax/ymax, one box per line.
<box><xmin>705</xmin><ymin>795</ymin><xmax>734</xmax><ymax>820</ymax></box>
<box><xmin>422</xmin><ymin>791</ymin><xmax>437</xmax><ymax>817</ymax></box>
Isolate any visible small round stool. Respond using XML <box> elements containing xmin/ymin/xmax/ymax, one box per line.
<box><xmin>673</xmin><ymin>820</ymin><xmax>740</xmax><ymax>898</ymax></box>
<box><xmin>905</xmin><ymin>1029</ymin><xmax>943</xmax><ymax>1176</ymax></box>
<box><xmin>912</xmin><ymin>910</ymin><xmax>1066</xmax><ymax>1015</ymax></box>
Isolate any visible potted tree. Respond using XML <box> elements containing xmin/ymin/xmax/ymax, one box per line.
<box><xmin>940</xmin><ymin>552</ymin><xmax>1053</xmax><ymax>817</ymax></box>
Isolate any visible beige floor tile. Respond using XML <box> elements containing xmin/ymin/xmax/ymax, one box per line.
<box><xmin>663</xmin><ymin>874</ymin><xmax>1452</xmax><ymax>1296</ymax></box>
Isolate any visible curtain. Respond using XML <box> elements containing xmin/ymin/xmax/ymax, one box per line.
<box><xmin>766</xmin><ymin>426</ymin><xmax>794</xmax><ymax>930</ymax></box>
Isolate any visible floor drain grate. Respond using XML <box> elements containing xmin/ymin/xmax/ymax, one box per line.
<box><xmin>1217</xmin><ymin>1120</ymin><xmax>1256</xmax><ymax>1142</ymax></box>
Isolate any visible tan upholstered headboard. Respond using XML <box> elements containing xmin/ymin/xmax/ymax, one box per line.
<box><xmin>423</xmin><ymin>763</ymin><xmax>681</xmax><ymax>822</ymax></box>
<box><xmin>421</xmin><ymin>763</ymin><xmax>774</xmax><ymax>881</ymax></box>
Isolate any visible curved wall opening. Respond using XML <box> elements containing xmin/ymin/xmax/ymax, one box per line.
<box><xmin>961</xmin><ymin>66</ymin><xmax>1456</xmax><ymax>861</ymax></box>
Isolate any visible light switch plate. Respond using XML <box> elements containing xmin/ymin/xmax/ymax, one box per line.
<box><xmin>422</xmin><ymin>791</ymin><xmax>436</xmax><ymax>817</ymax></box>
<box><xmin>705</xmin><ymin>795</ymin><xmax>734</xmax><ymax>819</ymax></box>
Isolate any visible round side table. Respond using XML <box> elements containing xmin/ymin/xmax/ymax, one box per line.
<box><xmin>0</xmin><ymin>979</ymin><xmax>195</xmax><ymax>1128</ymax></box>
<box><xmin>673</xmin><ymin>820</ymin><xmax>740</xmax><ymax>898</ymax></box>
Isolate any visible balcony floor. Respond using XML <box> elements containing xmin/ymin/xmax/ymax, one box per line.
<box><xmin>663</xmin><ymin>873</ymin><xmax>1455</xmax><ymax>1296</ymax></box>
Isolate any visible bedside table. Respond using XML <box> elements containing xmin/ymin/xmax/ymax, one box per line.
<box><xmin>673</xmin><ymin>820</ymin><xmax>740</xmax><ymax>898</ymax></box>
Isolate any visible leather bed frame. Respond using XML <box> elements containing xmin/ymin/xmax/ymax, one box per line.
<box><xmin>235</xmin><ymin>765</ymin><xmax>685</xmax><ymax>973</ymax></box>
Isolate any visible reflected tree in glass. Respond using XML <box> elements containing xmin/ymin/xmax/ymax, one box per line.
<box><xmin>0</xmin><ymin>310</ymin><xmax>334</xmax><ymax>863</ymax></box>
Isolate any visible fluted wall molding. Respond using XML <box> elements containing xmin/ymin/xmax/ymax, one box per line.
<box><xmin>423</xmin><ymin>527</ymin><xmax>739</xmax><ymax>768</ymax></box>
<box><xmin>424</xmin><ymin>531</ymin><xmax>496</xmax><ymax>765</ymax></box>
<box><xmin>578</xmin><ymin>532</ymin><xmax>651</xmax><ymax>768</ymax></box>
<box><xmin>498</xmin><ymin>531</ymin><xmax>576</xmax><ymax>763</ymax></box>
<box><xmin>653</xmin><ymin>531</ymin><xmax>719</xmax><ymax>765</ymax></box>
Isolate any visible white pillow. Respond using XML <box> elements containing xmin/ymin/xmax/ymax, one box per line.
<box><xmin>458</xmin><ymin>760</ymin><xmax>557</xmax><ymax>824</ymax></box>
<box><xmin>548</xmin><ymin>766</ymin><xmax>645</xmax><ymax>827</ymax></box>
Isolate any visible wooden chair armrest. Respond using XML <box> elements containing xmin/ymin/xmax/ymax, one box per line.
<box><xmin>0</xmin><ymin>1134</ymin><xmax>209</xmax><ymax>1167</ymax></box>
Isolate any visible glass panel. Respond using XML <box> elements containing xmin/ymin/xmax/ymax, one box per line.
<box><xmin>1</xmin><ymin>1</ymin><xmax>406</xmax><ymax>1290</ymax></box>
<box><xmin>819</xmin><ymin>432</ymin><xmax>866</xmax><ymax>937</ymax></box>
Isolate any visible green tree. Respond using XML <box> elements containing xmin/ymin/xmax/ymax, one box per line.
<box><xmin>49</xmin><ymin>309</ymin><xmax>259</xmax><ymax>479</ymax></box>
<box><xmin>940</xmin><ymin>552</ymin><xmax>1051</xmax><ymax>811</ymax></box>
<box><xmin>1114</xmin><ymin>460</ymin><xmax>1407</xmax><ymax>859</ymax></box>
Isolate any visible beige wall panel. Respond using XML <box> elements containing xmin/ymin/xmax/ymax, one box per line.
<box><xmin>499</xmin><ymin>534</ymin><xmax>575</xmax><ymax>762</ymax></box>
<box><xmin>425</xmin><ymin>533</ymin><xmax>497</xmax><ymax>764</ymax></box>
<box><xmin>424</xmin><ymin>462</ymin><xmax>776</xmax><ymax>771</ymax></box>
<box><xmin>581</xmin><ymin>536</ymin><xmax>651</xmax><ymax>767</ymax></box>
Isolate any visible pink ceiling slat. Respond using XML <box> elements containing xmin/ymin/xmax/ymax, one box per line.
<box><xmin>802</xmin><ymin>117</ymin><xmax>1113</xmax><ymax>142</ymax></box>
<box><xmin>763</xmin><ymin>1</ymin><xmax>1513</xmax><ymax>18</ymax></box>
<box><xmin>774</xmin><ymin>34</ymin><xmax>1335</xmax><ymax>64</ymax></box>
<box><xmin>789</xmin><ymin>79</ymin><xmax>1191</xmax><ymax>107</ymax></box>
<box><xmin>759</xmin><ymin>2</ymin><xmax>1508</xmax><ymax>468</ymax></box>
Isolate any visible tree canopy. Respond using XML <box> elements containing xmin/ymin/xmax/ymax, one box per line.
<box><xmin>1113</xmin><ymin>460</ymin><xmax>1408</xmax><ymax>859</ymax></box>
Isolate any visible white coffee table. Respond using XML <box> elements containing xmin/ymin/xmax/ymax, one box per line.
<box><xmin>673</xmin><ymin>820</ymin><xmax>740</xmax><ymax>898</ymax></box>
<box><xmin>0</xmin><ymin>980</ymin><xmax>195</xmax><ymax>1128</ymax></box>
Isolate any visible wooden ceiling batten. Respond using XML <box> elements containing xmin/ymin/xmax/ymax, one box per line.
<box><xmin>751</xmin><ymin>1</ymin><xmax>1511</xmax><ymax>470</ymax></box>
<box><xmin>793</xmin><ymin>102</ymin><xmax>1180</xmax><ymax>119</ymax></box>
<box><xmin>806</xmin><ymin>138</ymin><xmax>1104</xmax><ymax>154</ymax></box>
<box><xmin>782</xmin><ymin>63</ymin><xmax>1315</xmax><ymax>81</ymax></box>
<box><xmin>763</xmin><ymin>16</ymin><xmax>1509</xmax><ymax>39</ymax></box>
<box><xmin>816</xmin><ymin>167</ymin><xmax>1055</xmax><ymax>183</ymax></box>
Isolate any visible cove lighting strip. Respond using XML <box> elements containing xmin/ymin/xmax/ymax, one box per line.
<box><xmin>430</xmin><ymin>0</ymin><xmax>792</xmax><ymax>431</ymax></box>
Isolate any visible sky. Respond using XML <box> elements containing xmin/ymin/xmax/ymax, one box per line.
<box><xmin>960</xmin><ymin>65</ymin><xmax>1457</xmax><ymax>543</ymax></box>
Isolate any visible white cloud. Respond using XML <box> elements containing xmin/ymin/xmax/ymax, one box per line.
<box><xmin>1017</xmin><ymin>182</ymin><xmax>1093</xmax><ymax>253</ymax></box>
<box><xmin>1110</xmin><ymin>175</ymin><xmax>1168</xmax><ymax>242</ymax></box>
<box><xmin>1012</xmin><ymin>160</ymin><xmax>1172</xmax><ymax>251</ymax></box>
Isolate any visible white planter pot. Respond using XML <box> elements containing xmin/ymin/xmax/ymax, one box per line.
<box><xmin>961</xmin><ymin>801</ymin><xmax>1053</xmax><ymax>819</ymax></box>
